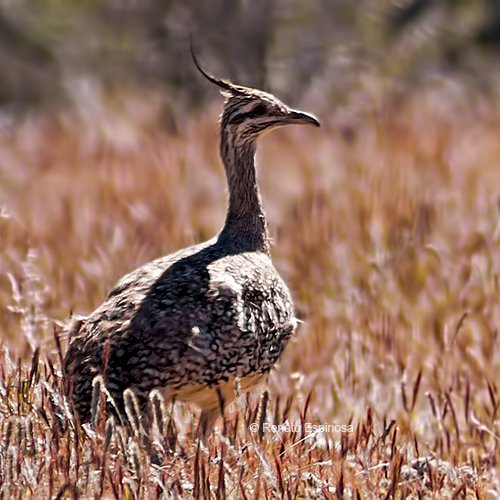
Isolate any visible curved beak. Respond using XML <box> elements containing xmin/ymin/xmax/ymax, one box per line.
<box><xmin>289</xmin><ymin>109</ymin><xmax>320</xmax><ymax>127</ymax></box>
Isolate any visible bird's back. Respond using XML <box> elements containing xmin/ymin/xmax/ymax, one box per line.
<box><xmin>64</xmin><ymin>239</ymin><xmax>296</xmax><ymax>421</ymax></box>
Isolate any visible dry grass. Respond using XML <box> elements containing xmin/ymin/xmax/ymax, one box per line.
<box><xmin>0</xmin><ymin>85</ymin><xmax>499</xmax><ymax>497</ymax></box>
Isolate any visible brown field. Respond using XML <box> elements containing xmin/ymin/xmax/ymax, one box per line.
<box><xmin>0</xmin><ymin>85</ymin><xmax>499</xmax><ymax>497</ymax></box>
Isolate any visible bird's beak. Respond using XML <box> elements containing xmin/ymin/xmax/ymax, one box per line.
<box><xmin>288</xmin><ymin>109</ymin><xmax>320</xmax><ymax>127</ymax></box>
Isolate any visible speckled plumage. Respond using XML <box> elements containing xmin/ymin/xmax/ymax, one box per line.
<box><xmin>63</xmin><ymin>53</ymin><xmax>319</xmax><ymax>432</ymax></box>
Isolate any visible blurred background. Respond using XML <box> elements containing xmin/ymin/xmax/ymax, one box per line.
<box><xmin>0</xmin><ymin>0</ymin><xmax>499</xmax><ymax>493</ymax></box>
<box><xmin>0</xmin><ymin>0</ymin><xmax>499</xmax><ymax>115</ymax></box>
<box><xmin>1</xmin><ymin>0</ymin><xmax>499</xmax><ymax>375</ymax></box>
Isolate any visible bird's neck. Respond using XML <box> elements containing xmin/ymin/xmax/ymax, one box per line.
<box><xmin>218</xmin><ymin>129</ymin><xmax>270</xmax><ymax>254</ymax></box>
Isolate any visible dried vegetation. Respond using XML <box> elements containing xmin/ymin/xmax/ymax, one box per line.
<box><xmin>0</xmin><ymin>86</ymin><xmax>499</xmax><ymax>497</ymax></box>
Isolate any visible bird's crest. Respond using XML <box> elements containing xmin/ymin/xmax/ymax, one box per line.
<box><xmin>190</xmin><ymin>42</ymin><xmax>254</xmax><ymax>98</ymax></box>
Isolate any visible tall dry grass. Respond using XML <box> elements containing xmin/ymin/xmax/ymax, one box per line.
<box><xmin>0</xmin><ymin>84</ymin><xmax>499</xmax><ymax>496</ymax></box>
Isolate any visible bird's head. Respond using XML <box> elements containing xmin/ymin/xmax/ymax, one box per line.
<box><xmin>192</xmin><ymin>47</ymin><xmax>320</xmax><ymax>140</ymax></box>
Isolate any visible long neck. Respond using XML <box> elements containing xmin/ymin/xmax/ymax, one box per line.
<box><xmin>217</xmin><ymin>127</ymin><xmax>270</xmax><ymax>254</ymax></box>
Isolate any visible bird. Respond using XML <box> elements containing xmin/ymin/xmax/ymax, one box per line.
<box><xmin>63</xmin><ymin>48</ymin><xmax>320</xmax><ymax>437</ymax></box>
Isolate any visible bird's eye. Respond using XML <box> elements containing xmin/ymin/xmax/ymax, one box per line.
<box><xmin>252</xmin><ymin>104</ymin><xmax>267</xmax><ymax>116</ymax></box>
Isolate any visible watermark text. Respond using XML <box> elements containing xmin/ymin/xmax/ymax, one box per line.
<box><xmin>249</xmin><ymin>421</ymin><xmax>353</xmax><ymax>434</ymax></box>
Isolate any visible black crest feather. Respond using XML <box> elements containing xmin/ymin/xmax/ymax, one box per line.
<box><xmin>190</xmin><ymin>42</ymin><xmax>240</xmax><ymax>95</ymax></box>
